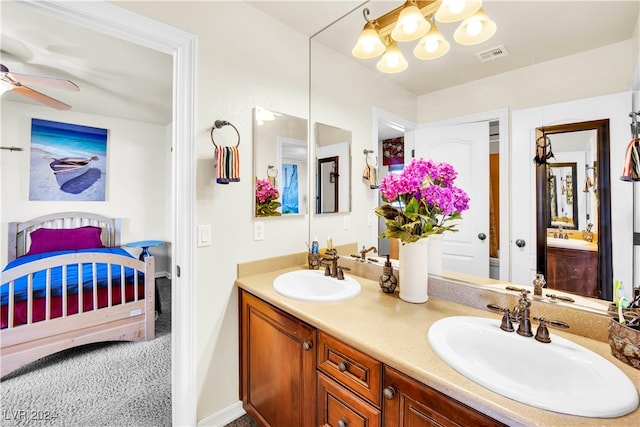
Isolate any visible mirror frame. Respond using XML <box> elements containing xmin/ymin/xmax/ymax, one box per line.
<box><xmin>536</xmin><ymin>119</ymin><xmax>612</xmax><ymax>300</ymax></box>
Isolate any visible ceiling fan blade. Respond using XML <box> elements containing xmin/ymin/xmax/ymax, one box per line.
<box><xmin>5</xmin><ymin>71</ymin><xmax>79</xmax><ymax>92</ymax></box>
<box><xmin>12</xmin><ymin>85</ymin><xmax>72</xmax><ymax>110</ymax></box>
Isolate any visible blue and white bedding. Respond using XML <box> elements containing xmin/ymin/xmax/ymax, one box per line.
<box><xmin>1</xmin><ymin>247</ymin><xmax>138</xmax><ymax>305</ymax></box>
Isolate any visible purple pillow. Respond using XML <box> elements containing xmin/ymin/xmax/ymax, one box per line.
<box><xmin>26</xmin><ymin>226</ymin><xmax>105</xmax><ymax>255</ymax></box>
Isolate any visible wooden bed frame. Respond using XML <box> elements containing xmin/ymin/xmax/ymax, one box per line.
<box><xmin>1</xmin><ymin>212</ymin><xmax>155</xmax><ymax>377</ymax></box>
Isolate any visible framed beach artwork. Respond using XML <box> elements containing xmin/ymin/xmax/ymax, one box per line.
<box><xmin>29</xmin><ymin>118</ymin><xmax>108</xmax><ymax>201</ymax></box>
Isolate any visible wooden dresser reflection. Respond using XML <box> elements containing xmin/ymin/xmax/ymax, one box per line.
<box><xmin>547</xmin><ymin>246</ymin><xmax>598</xmax><ymax>297</ymax></box>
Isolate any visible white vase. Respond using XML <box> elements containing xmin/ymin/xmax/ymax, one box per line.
<box><xmin>427</xmin><ymin>234</ymin><xmax>442</xmax><ymax>275</ymax></box>
<box><xmin>399</xmin><ymin>238</ymin><xmax>429</xmax><ymax>303</ymax></box>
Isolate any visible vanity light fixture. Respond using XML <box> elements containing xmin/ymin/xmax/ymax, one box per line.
<box><xmin>351</xmin><ymin>0</ymin><xmax>497</xmax><ymax>73</ymax></box>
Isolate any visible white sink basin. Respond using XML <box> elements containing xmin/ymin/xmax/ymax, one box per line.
<box><xmin>428</xmin><ymin>316</ymin><xmax>639</xmax><ymax>417</ymax></box>
<box><xmin>273</xmin><ymin>270</ymin><xmax>361</xmax><ymax>302</ymax></box>
<box><xmin>547</xmin><ymin>237</ymin><xmax>597</xmax><ymax>251</ymax></box>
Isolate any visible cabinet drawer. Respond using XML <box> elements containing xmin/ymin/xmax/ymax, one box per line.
<box><xmin>317</xmin><ymin>372</ymin><xmax>381</xmax><ymax>427</ymax></box>
<box><xmin>317</xmin><ymin>331</ymin><xmax>382</xmax><ymax>407</ymax></box>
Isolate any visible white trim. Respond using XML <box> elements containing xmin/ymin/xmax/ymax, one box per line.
<box><xmin>197</xmin><ymin>401</ymin><xmax>246</xmax><ymax>427</ymax></box>
<box><xmin>419</xmin><ymin>108</ymin><xmax>511</xmax><ymax>282</ymax></box>
<box><xmin>21</xmin><ymin>1</ymin><xmax>197</xmax><ymax>425</ymax></box>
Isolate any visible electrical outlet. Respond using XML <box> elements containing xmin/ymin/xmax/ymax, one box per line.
<box><xmin>197</xmin><ymin>224</ymin><xmax>211</xmax><ymax>247</ymax></box>
<box><xmin>254</xmin><ymin>221</ymin><xmax>265</xmax><ymax>241</ymax></box>
<box><xmin>343</xmin><ymin>215</ymin><xmax>350</xmax><ymax>230</ymax></box>
<box><xmin>367</xmin><ymin>212</ymin><xmax>375</xmax><ymax>226</ymax></box>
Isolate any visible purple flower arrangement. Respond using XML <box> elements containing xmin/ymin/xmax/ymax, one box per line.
<box><xmin>255</xmin><ymin>178</ymin><xmax>282</xmax><ymax>216</ymax></box>
<box><xmin>375</xmin><ymin>158</ymin><xmax>470</xmax><ymax>243</ymax></box>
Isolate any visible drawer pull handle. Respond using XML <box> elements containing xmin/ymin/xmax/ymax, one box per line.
<box><xmin>338</xmin><ymin>361</ymin><xmax>348</xmax><ymax>372</ymax></box>
<box><xmin>338</xmin><ymin>417</ymin><xmax>348</xmax><ymax>427</ymax></box>
<box><xmin>303</xmin><ymin>341</ymin><xmax>313</xmax><ymax>351</ymax></box>
<box><xmin>383</xmin><ymin>386</ymin><xmax>396</xmax><ymax>400</ymax></box>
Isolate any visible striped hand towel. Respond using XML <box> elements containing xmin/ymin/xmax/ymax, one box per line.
<box><xmin>216</xmin><ymin>146</ymin><xmax>240</xmax><ymax>184</ymax></box>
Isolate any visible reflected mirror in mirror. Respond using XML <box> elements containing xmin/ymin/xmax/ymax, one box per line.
<box><xmin>536</xmin><ymin>121</ymin><xmax>610</xmax><ymax>300</ymax></box>
<box><xmin>315</xmin><ymin>122</ymin><xmax>351</xmax><ymax>214</ymax></box>
<box><xmin>253</xmin><ymin>107</ymin><xmax>308</xmax><ymax>217</ymax></box>
<box><xmin>547</xmin><ymin>162</ymin><xmax>579</xmax><ymax>230</ymax></box>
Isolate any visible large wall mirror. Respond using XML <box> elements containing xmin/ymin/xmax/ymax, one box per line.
<box><xmin>315</xmin><ymin>122</ymin><xmax>351</xmax><ymax>214</ymax></box>
<box><xmin>308</xmin><ymin>2</ymin><xmax>634</xmax><ymax>311</ymax></box>
<box><xmin>253</xmin><ymin>107</ymin><xmax>308</xmax><ymax>217</ymax></box>
<box><xmin>535</xmin><ymin>120</ymin><xmax>612</xmax><ymax>300</ymax></box>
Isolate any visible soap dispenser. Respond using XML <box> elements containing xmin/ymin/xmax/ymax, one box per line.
<box><xmin>379</xmin><ymin>255</ymin><xmax>398</xmax><ymax>294</ymax></box>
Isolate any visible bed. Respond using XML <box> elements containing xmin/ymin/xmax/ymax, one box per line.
<box><xmin>1</xmin><ymin>212</ymin><xmax>155</xmax><ymax>377</ymax></box>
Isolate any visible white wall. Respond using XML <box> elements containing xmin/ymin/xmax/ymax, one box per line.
<box><xmin>115</xmin><ymin>0</ymin><xmax>311</xmax><ymax>420</ymax></box>
<box><xmin>310</xmin><ymin>40</ymin><xmax>417</xmax><ymax>250</ymax></box>
<box><xmin>417</xmin><ymin>41</ymin><xmax>633</xmax><ymax>123</ymax></box>
<box><xmin>0</xmin><ymin>100</ymin><xmax>171</xmax><ymax>273</ymax></box>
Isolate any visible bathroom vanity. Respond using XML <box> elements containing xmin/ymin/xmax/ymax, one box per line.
<box><xmin>236</xmin><ymin>253</ymin><xmax>640</xmax><ymax>427</ymax></box>
<box><xmin>547</xmin><ymin>245</ymin><xmax>598</xmax><ymax>297</ymax></box>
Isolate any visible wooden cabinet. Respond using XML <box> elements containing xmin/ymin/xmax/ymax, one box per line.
<box><xmin>317</xmin><ymin>331</ymin><xmax>382</xmax><ymax>426</ymax></box>
<box><xmin>240</xmin><ymin>291</ymin><xmax>505</xmax><ymax>427</ymax></box>
<box><xmin>382</xmin><ymin>366</ymin><xmax>505</xmax><ymax>427</ymax></box>
<box><xmin>547</xmin><ymin>246</ymin><xmax>598</xmax><ymax>297</ymax></box>
<box><xmin>240</xmin><ymin>290</ymin><xmax>316</xmax><ymax>427</ymax></box>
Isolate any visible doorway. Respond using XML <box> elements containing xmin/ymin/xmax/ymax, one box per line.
<box><xmin>23</xmin><ymin>2</ymin><xmax>197</xmax><ymax>425</ymax></box>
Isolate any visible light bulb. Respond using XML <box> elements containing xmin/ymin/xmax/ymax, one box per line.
<box><xmin>466</xmin><ymin>18</ymin><xmax>482</xmax><ymax>36</ymax></box>
<box><xmin>391</xmin><ymin>1</ymin><xmax>430</xmax><ymax>42</ymax></box>
<box><xmin>424</xmin><ymin>37</ymin><xmax>439</xmax><ymax>53</ymax></box>
<box><xmin>402</xmin><ymin>20</ymin><xmax>418</xmax><ymax>35</ymax></box>
<box><xmin>352</xmin><ymin>23</ymin><xmax>385</xmax><ymax>59</ymax></box>
<box><xmin>448</xmin><ymin>0</ymin><xmax>466</xmax><ymax>14</ymax></box>
<box><xmin>377</xmin><ymin>42</ymin><xmax>408</xmax><ymax>73</ymax></box>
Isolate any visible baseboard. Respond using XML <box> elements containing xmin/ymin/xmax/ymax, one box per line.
<box><xmin>197</xmin><ymin>401</ymin><xmax>245</xmax><ymax>427</ymax></box>
<box><xmin>155</xmin><ymin>271</ymin><xmax>171</xmax><ymax>279</ymax></box>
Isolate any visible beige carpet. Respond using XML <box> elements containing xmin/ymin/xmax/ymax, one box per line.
<box><xmin>225</xmin><ymin>414</ymin><xmax>259</xmax><ymax>427</ymax></box>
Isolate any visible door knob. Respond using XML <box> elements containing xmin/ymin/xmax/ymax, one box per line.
<box><xmin>515</xmin><ymin>239</ymin><xmax>526</xmax><ymax>248</ymax></box>
<box><xmin>477</xmin><ymin>233</ymin><xmax>487</xmax><ymax>241</ymax></box>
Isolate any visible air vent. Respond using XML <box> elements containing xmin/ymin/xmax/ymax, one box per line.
<box><xmin>475</xmin><ymin>45</ymin><xmax>509</xmax><ymax>63</ymax></box>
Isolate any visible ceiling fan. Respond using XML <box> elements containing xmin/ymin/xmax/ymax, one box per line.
<box><xmin>1</xmin><ymin>64</ymin><xmax>79</xmax><ymax>110</ymax></box>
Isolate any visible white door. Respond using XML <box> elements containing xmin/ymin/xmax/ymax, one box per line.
<box><xmin>413</xmin><ymin>122</ymin><xmax>490</xmax><ymax>277</ymax></box>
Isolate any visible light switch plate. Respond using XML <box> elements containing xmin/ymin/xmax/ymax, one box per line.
<box><xmin>254</xmin><ymin>221</ymin><xmax>265</xmax><ymax>241</ymax></box>
<box><xmin>343</xmin><ymin>215</ymin><xmax>350</xmax><ymax>230</ymax></box>
<box><xmin>198</xmin><ymin>224</ymin><xmax>212</xmax><ymax>247</ymax></box>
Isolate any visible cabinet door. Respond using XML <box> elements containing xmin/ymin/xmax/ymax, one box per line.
<box><xmin>240</xmin><ymin>290</ymin><xmax>316</xmax><ymax>427</ymax></box>
<box><xmin>317</xmin><ymin>372</ymin><xmax>380</xmax><ymax>427</ymax></box>
<box><xmin>382</xmin><ymin>366</ymin><xmax>505</xmax><ymax>427</ymax></box>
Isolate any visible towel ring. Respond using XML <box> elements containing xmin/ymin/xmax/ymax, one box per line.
<box><xmin>210</xmin><ymin>120</ymin><xmax>240</xmax><ymax>148</ymax></box>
